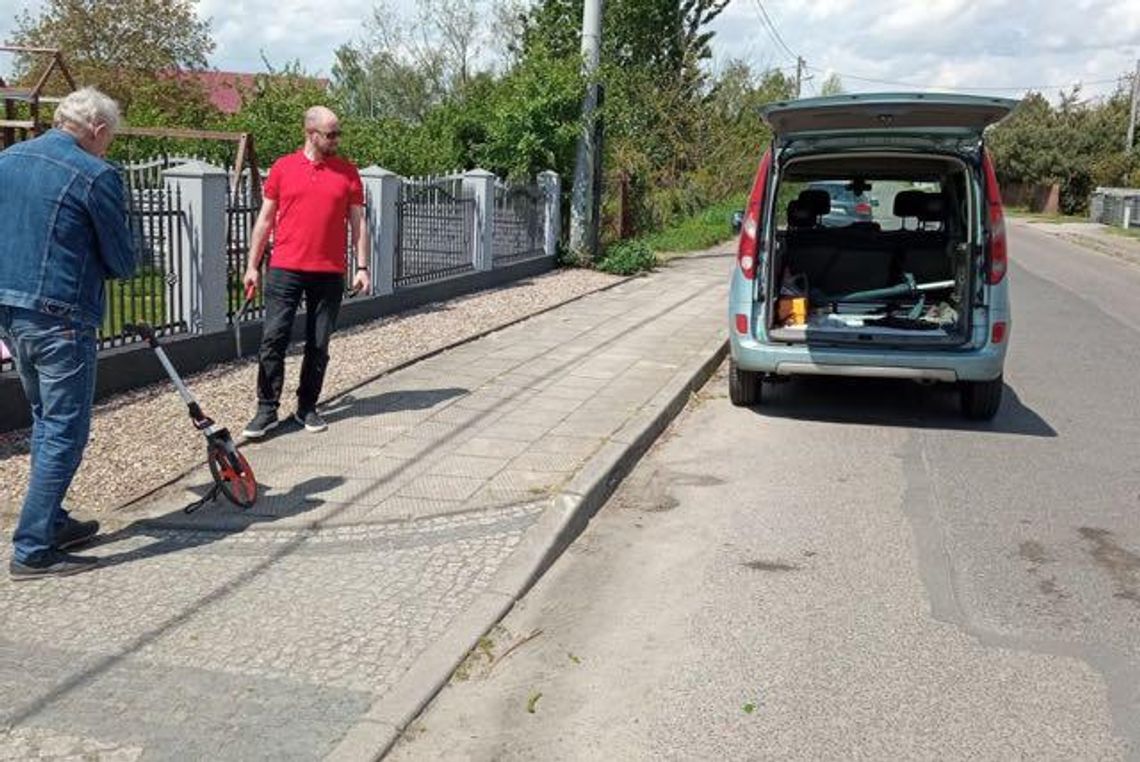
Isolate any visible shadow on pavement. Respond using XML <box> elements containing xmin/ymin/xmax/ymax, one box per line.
<box><xmin>319</xmin><ymin>387</ymin><xmax>469</xmax><ymax>425</ymax></box>
<box><xmin>752</xmin><ymin>377</ymin><xmax>1057</xmax><ymax>437</ymax></box>
<box><xmin>90</xmin><ymin>474</ymin><xmax>344</xmax><ymax>569</ymax></box>
<box><xmin>231</xmin><ymin>387</ymin><xmax>469</xmax><ymax>443</ymax></box>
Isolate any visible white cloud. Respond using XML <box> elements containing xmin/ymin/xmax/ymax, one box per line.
<box><xmin>709</xmin><ymin>0</ymin><xmax>1139</xmax><ymax>101</ymax></box>
<box><xmin>2</xmin><ymin>0</ymin><xmax>1137</xmax><ymax>101</ymax></box>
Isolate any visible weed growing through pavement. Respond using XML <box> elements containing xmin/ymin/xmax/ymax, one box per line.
<box><xmin>526</xmin><ymin>691</ymin><xmax>543</xmax><ymax>713</ymax></box>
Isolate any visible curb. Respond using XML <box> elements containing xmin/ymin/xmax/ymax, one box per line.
<box><xmin>111</xmin><ymin>272</ymin><xmax>637</xmax><ymax>520</ymax></box>
<box><xmin>324</xmin><ymin>333</ymin><xmax>729</xmax><ymax>762</ymax></box>
<box><xmin>1055</xmin><ymin>232</ymin><xmax>1140</xmax><ymax>268</ymax></box>
<box><xmin>1011</xmin><ymin>220</ymin><xmax>1140</xmax><ymax>268</ymax></box>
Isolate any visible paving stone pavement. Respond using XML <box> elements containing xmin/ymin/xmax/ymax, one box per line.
<box><xmin>0</xmin><ymin>248</ymin><xmax>731</xmax><ymax>760</ymax></box>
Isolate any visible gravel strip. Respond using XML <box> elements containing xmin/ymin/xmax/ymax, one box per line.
<box><xmin>0</xmin><ymin>268</ymin><xmax>623</xmax><ymax>516</ymax></box>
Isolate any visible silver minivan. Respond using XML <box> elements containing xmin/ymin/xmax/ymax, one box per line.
<box><xmin>728</xmin><ymin>93</ymin><xmax>1017</xmax><ymax>420</ymax></box>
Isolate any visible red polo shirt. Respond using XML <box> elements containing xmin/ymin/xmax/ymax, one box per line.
<box><xmin>264</xmin><ymin>150</ymin><xmax>364</xmax><ymax>273</ymax></box>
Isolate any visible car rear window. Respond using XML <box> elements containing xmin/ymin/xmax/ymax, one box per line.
<box><xmin>776</xmin><ymin>179</ymin><xmax>943</xmax><ymax>231</ymax></box>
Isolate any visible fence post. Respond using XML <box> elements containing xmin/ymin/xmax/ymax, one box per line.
<box><xmin>359</xmin><ymin>166</ymin><xmax>399</xmax><ymax>296</ymax></box>
<box><xmin>162</xmin><ymin>161</ymin><xmax>229</xmax><ymax>334</ymax></box>
<box><xmin>463</xmin><ymin>168</ymin><xmax>496</xmax><ymax>271</ymax></box>
<box><xmin>538</xmin><ymin>170</ymin><xmax>562</xmax><ymax>260</ymax></box>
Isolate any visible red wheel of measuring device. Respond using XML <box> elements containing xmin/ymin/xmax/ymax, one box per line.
<box><xmin>207</xmin><ymin>441</ymin><xmax>258</xmax><ymax>508</ymax></box>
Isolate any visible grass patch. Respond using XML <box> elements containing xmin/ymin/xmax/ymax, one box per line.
<box><xmin>1104</xmin><ymin>226</ymin><xmax>1140</xmax><ymax>240</ymax></box>
<box><xmin>100</xmin><ymin>270</ymin><xmax>172</xmax><ymax>337</ymax></box>
<box><xmin>1005</xmin><ymin>206</ymin><xmax>1087</xmax><ymax>224</ymax></box>
<box><xmin>452</xmin><ymin>633</ymin><xmax>498</xmax><ymax>682</ymax></box>
<box><xmin>640</xmin><ymin>195</ymin><xmax>746</xmax><ymax>257</ymax></box>
<box><xmin>591</xmin><ymin>195</ymin><xmax>747</xmax><ymax>276</ymax></box>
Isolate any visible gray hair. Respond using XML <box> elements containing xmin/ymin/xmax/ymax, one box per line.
<box><xmin>53</xmin><ymin>87</ymin><xmax>121</xmax><ymax>133</ymax></box>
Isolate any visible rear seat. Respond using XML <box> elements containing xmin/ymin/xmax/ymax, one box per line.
<box><xmin>887</xmin><ymin>190</ymin><xmax>953</xmax><ymax>283</ymax></box>
<box><xmin>784</xmin><ymin>190</ymin><xmax>894</xmax><ymax>296</ymax></box>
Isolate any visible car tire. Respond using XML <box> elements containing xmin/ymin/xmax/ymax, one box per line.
<box><xmin>729</xmin><ymin>360</ymin><xmax>761</xmax><ymax>407</ymax></box>
<box><xmin>960</xmin><ymin>375</ymin><xmax>1003</xmax><ymax>420</ymax></box>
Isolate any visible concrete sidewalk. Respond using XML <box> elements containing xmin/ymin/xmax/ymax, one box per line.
<box><xmin>0</xmin><ymin>247</ymin><xmax>731</xmax><ymax>761</ymax></box>
<box><xmin>1013</xmin><ymin>219</ymin><xmax>1140</xmax><ymax>267</ymax></box>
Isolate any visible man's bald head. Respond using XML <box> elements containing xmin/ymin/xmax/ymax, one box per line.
<box><xmin>304</xmin><ymin>106</ymin><xmax>338</xmax><ymax>130</ymax></box>
<box><xmin>303</xmin><ymin>106</ymin><xmax>342</xmax><ymax>159</ymax></box>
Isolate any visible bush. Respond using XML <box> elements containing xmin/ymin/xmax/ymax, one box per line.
<box><xmin>596</xmin><ymin>240</ymin><xmax>657</xmax><ymax>275</ymax></box>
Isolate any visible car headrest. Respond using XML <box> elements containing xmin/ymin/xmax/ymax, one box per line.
<box><xmin>893</xmin><ymin>190</ymin><xmax>945</xmax><ymax>222</ymax></box>
<box><xmin>787</xmin><ymin>199</ymin><xmax>815</xmax><ymax>228</ymax></box>
<box><xmin>798</xmin><ymin>188</ymin><xmax>831</xmax><ymax>216</ymax></box>
<box><xmin>893</xmin><ymin>190</ymin><xmax>926</xmax><ymax>217</ymax></box>
<box><xmin>917</xmin><ymin>194</ymin><xmax>946</xmax><ymax>222</ymax></box>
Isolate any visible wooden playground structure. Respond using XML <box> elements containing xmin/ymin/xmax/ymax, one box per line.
<box><xmin>1</xmin><ymin>44</ymin><xmax>261</xmax><ymax>198</ymax></box>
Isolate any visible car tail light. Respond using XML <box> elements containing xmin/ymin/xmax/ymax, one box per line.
<box><xmin>855</xmin><ymin>202</ymin><xmax>872</xmax><ymax>216</ymax></box>
<box><xmin>735</xmin><ymin>313</ymin><xmax>749</xmax><ymax>334</ymax></box>
<box><xmin>991</xmin><ymin>321</ymin><xmax>1007</xmax><ymax>344</ymax></box>
<box><xmin>737</xmin><ymin>148</ymin><xmax>772</xmax><ymax>281</ymax></box>
<box><xmin>982</xmin><ymin>151</ymin><xmax>1007</xmax><ymax>285</ymax></box>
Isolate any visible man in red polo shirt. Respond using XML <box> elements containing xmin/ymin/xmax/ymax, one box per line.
<box><xmin>241</xmin><ymin>106</ymin><xmax>370</xmax><ymax>437</ymax></box>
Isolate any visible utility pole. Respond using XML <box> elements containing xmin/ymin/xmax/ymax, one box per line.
<box><xmin>569</xmin><ymin>0</ymin><xmax>604</xmax><ymax>263</ymax></box>
<box><xmin>1127</xmin><ymin>58</ymin><xmax>1140</xmax><ymax>154</ymax></box>
<box><xmin>795</xmin><ymin>56</ymin><xmax>805</xmax><ymax>99</ymax></box>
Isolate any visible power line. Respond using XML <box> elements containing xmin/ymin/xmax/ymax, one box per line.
<box><xmin>750</xmin><ymin>0</ymin><xmax>797</xmax><ymax>63</ymax></box>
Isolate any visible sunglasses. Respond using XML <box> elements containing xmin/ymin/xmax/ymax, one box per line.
<box><xmin>314</xmin><ymin>129</ymin><xmax>342</xmax><ymax>139</ymax></box>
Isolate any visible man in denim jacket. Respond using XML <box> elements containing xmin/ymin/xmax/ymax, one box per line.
<box><xmin>0</xmin><ymin>87</ymin><xmax>136</xmax><ymax>580</ymax></box>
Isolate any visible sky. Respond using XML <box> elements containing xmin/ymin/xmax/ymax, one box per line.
<box><xmin>1</xmin><ymin>0</ymin><xmax>1137</xmax><ymax>102</ymax></box>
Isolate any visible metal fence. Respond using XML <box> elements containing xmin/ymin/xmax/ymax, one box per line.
<box><xmin>100</xmin><ymin>177</ymin><xmax>189</xmax><ymax>351</ymax></box>
<box><xmin>1089</xmin><ymin>188</ymin><xmax>1140</xmax><ymax>228</ymax></box>
<box><xmin>0</xmin><ymin>166</ymin><xmax>190</xmax><ymax>373</ymax></box>
<box><xmin>120</xmin><ymin>154</ymin><xmax>206</xmax><ymax>189</ymax></box>
<box><xmin>492</xmin><ymin>182</ymin><xmax>545</xmax><ymax>267</ymax></box>
<box><xmin>226</xmin><ymin>172</ymin><xmax>266</xmax><ymax>322</ymax></box>
<box><xmin>396</xmin><ymin>178</ymin><xmax>476</xmax><ymax>287</ymax></box>
<box><xmin>1</xmin><ymin>160</ymin><xmax>555</xmax><ymax>374</ymax></box>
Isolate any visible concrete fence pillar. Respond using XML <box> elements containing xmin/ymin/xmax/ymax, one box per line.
<box><xmin>162</xmin><ymin>161</ymin><xmax>229</xmax><ymax>334</ymax></box>
<box><xmin>359</xmin><ymin>166</ymin><xmax>400</xmax><ymax>295</ymax></box>
<box><xmin>538</xmin><ymin>170</ymin><xmax>562</xmax><ymax>260</ymax></box>
<box><xmin>463</xmin><ymin>168</ymin><xmax>496</xmax><ymax>271</ymax></box>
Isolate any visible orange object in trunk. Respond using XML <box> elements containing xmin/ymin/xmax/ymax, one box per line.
<box><xmin>777</xmin><ymin>296</ymin><xmax>807</xmax><ymax>326</ymax></box>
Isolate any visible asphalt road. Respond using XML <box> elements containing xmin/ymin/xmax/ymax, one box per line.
<box><xmin>389</xmin><ymin>221</ymin><xmax>1140</xmax><ymax>760</ymax></box>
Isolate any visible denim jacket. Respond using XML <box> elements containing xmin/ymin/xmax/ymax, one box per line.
<box><xmin>0</xmin><ymin>130</ymin><xmax>137</xmax><ymax>327</ymax></box>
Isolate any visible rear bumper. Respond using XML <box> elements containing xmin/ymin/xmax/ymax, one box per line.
<box><xmin>729</xmin><ymin>332</ymin><xmax>1007</xmax><ymax>382</ymax></box>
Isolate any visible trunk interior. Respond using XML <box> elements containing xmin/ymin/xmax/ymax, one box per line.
<box><xmin>766</xmin><ymin>151</ymin><xmax>980</xmax><ymax>347</ymax></box>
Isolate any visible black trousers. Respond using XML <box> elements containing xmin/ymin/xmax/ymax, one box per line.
<box><xmin>256</xmin><ymin>267</ymin><xmax>344</xmax><ymax>413</ymax></box>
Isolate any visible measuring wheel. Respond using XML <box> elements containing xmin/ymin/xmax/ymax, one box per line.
<box><xmin>206</xmin><ymin>440</ymin><xmax>258</xmax><ymax>508</ymax></box>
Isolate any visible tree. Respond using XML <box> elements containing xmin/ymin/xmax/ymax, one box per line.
<box><xmin>224</xmin><ymin>61</ymin><xmax>335</xmax><ymax>164</ymax></box>
<box><xmin>819</xmin><ymin>73</ymin><xmax>844</xmax><ymax>96</ymax></box>
<box><xmin>988</xmin><ymin>79</ymin><xmax>1138</xmax><ymax>214</ymax></box>
<box><xmin>331</xmin><ymin>0</ymin><xmax>488</xmax><ymax>123</ymax></box>
<box><xmin>11</xmin><ymin>0</ymin><xmax>214</xmax><ymax>110</ymax></box>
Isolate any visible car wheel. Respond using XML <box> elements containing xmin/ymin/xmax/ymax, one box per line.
<box><xmin>729</xmin><ymin>359</ymin><xmax>761</xmax><ymax>407</ymax></box>
<box><xmin>960</xmin><ymin>375</ymin><xmax>1003</xmax><ymax>420</ymax></box>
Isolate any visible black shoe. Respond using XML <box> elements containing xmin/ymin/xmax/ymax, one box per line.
<box><xmin>294</xmin><ymin>409</ymin><xmax>327</xmax><ymax>433</ymax></box>
<box><xmin>242</xmin><ymin>408</ymin><xmax>279</xmax><ymax>439</ymax></box>
<box><xmin>10</xmin><ymin>551</ymin><xmax>98</xmax><ymax>581</ymax></box>
<box><xmin>56</xmin><ymin>518</ymin><xmax>100</xmax><ymax>550</ymax></box>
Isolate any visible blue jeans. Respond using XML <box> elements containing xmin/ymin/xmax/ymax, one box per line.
<box><xmin>0</xmin><ymin>305</ymin><xmax>97</xmax><ymax>563</ymax></box>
